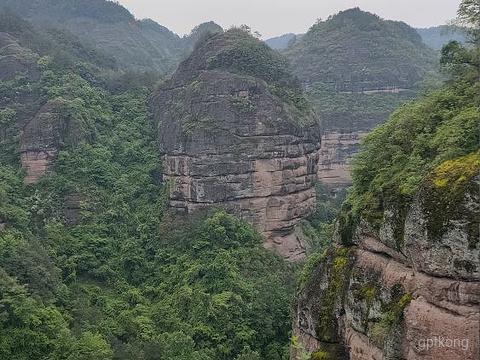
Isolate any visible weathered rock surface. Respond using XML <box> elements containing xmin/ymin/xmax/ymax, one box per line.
<box><xmin>291</xmin><ymin>177</ymin><xmax>479</xmax><ymax>359</ymax></box>
<box><xmin>20</xmin><ymin>102</ymin><xmax>63</xmax><ymax>183</ymax></box>
<box><xmin>317</xmin><ymin>131</ymin><xmax>366</xmax><ymax>190</ymax></box>
<box><xmin>151</xmin><ymin>30</ymin><xmax>322</xmax><ymax>260</ymax></box>
<box><xmin>0</xmin><ymin>32</ymin><xmax>40</xmax><ymax>82</ymax></box>
<box><xmin>62</xmin><ymin>193</ymin><xmax>88</xmax><ymax>227</ymax></box>
<box><xmin>285</xmin><ymin>9</ymin><xmax>438</xmax><ymax>194</ymax></box>
<box><xmin>20</xmin><ymin>100</ymin><xmax>83</xmax><ymax>184</ymax></box>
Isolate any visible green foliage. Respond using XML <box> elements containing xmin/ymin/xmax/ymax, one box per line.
<box><xmin>0</xmin><ymin>17</ymin><xmax>295</xmax><ymax>359</ymax></box>
<box><xmin>291</xmin><ymin>336</ymin><xmax>311</xmax><ymax>360</ymax></box>
<box><xmin>0</xmin><ymin>0</ymin><xmax>183</xmax><ymax>73</ymax></box>
<box><xmin>0</xmin><ymin>77</ymin><xmax>293</xmax><ymax>360</ymax></box>
<box><xmin>338</xmin><ymin>1</ymin><xmax>479</xmax><ymax>244</ymax></box>
<box><xmin>440</xmin><ymin>40</ymin><xmax>479</xmax><ymax>82</ymax></box>
<box><xmin>307</xmin><ymin>83</ymin><xmax>417</xmax><ymax>131</ymax></box>
<box><xmin>286</xmin><ymin>8</ymin><xmax>437</xmax><ymax>92</ymax></box>
<box><xmin>205</xmin><ymin>29</ymin><xmax>311</xmax><ymax>113</ymax></box>
<box><xmin>423</xmin><ymin>152</ymin><xmax>479</xmax><ymax>246</ymax></box>
<box><xmin>207</xmin><ymin>29</ymin><xmax>293</xmax><ymax>86</ymax></box>
<box><xmin>0</xmin><ymin>12</ymin><xmax>117</xmax><ymax>71</ymax></box>
<box><xmin>316</xmin><ymin>248</ymin><xmax>353</xmax><ymax>342</ymax></box>
<box><xmin>370</xmin><ymin>292</ymin><xmax>412</xmax><ymax>346</ymax></box>
<box><xmin>343</xmin><ymin>72</ymin><xmax>478</xmax><ymax>233</ymax></box>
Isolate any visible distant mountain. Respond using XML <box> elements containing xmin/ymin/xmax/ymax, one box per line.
<box><xmin>0</xmin><ymin>0</ymin><xmax>223</xmax><ymax>74</ymax></box>
<box><xmin>266</xmin><ymin>25</ymin><xmax>467</xmax><ymax>53</ymax></box>
<box><xmin>283</xmin><ymin>8</ymin><xmax>440</xmax><ymax>190</ymax></box>
<box><xmin>416</xmin><ymin>25</ymin><xmax>467</xmax><ymax>51</ymax></box>
<box><xmin>265</xmin><ymin>33</ymin><xmax>298</xmax><ymax>50</ymax></box>
<box><xmin>285</xmin><ymin>8</ymin><xmax>437</xmax><ymax>93</ymax></box>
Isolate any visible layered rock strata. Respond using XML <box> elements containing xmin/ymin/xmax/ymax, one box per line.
<box><xmin>292</xmin><ymin>175</ymin><xmax>479</xmax><ymax>359</ymax></box>
<box><xmin>20</xmin><ymin>100</ymin><xmax>83</xmax><ymax>184</ymax></box>
<box><xmin>151</xmin><ymin>31</ymin><xmax>322</xmax><ymax>260</ymax></box>
<box><xmin>317</xmin><ymin>131</ymin><xmax>367</xmax><ymax>191</ymax></box>
<box><xmin>20</xmin><ymin>102</ymin><xmax>65</xmax><ymax>183</ymax></box>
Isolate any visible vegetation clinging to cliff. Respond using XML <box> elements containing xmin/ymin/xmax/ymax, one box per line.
<box><xmin>340</xmin><ymin>1</ymin><xmax>479</xmax><ymax>237</ymax></box>
<box><xmin>205</xmin><ymin>28</ymin><xmax>311</xmax><ymax>113</ymax></box>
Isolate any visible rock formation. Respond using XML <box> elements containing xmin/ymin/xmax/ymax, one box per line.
<box><xmin>151</xmin><ymin>29</ymin><xmax>322</xmax><ymax>260</ymax></box>
<box><xmin>0</xmin><ymin>32</ymin><xmax>40</xmax><ymax>82</ymax></box>
<box><xmin>285</xmin><ymin>8</ymin><xmax>438</xmax><ymax>191</ymax></box>
<box><xmin>317</xmin><ymin>131</ymin><xmax>366</xmax><ymax>192</ymax></box>
<box><xmin>291</xmin><ymin>166</ymin><xmax>479</xmax><ymax>359</ymax></box>
<box><xmin>20</xmin><ymin>101</ymin><xmax>65</xmax><ymax>183</ymax></box>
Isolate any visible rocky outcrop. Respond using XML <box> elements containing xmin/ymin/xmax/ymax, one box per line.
<box><xmin>0</xmin><ymin>32</ymin><xmax>40</xmax><ymax>82</ymax></box>
<box><xmin>62</xmin><ymin>193</ymin><xmax>88</xmax><ymax>227</ymax></box>
<box><xmin>151</xmin><ymin>30</ymin><xmax>322</xmax><ymax>260</ymax></box>
<box><xmin>20</xmin><ymin>102</ymin><xmax>63</xmax><ymax>183</ymax></box>
<box><xmin>317</xmin><ymin>131</ymin><xmax>366</xmax><ymax>191</ymax></box>
<box><xmin>20</xmin><ymin>99</ymin><xmax>83</xmax><ymax>184</ymax></box>
<box><xmin>292</xmin><ymin>171</ymin><xmax>479</xmax><ymax>359</ymax></box>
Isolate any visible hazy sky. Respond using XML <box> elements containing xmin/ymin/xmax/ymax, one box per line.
<box><xmin>116</xmin><ymin>0</ymin><xmax>461</xmax><ymax>39</ymax></box>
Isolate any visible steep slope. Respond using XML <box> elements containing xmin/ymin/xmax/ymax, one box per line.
<box><xmin>0</xmin><ymin>13</ymin><xmax>120</xmax><ymax>182</ymax></box>
<box><xmin>291</xmin><ymin>33</ymin><xmax>479</xmax><ymax>359</ymax></box>
<box><xmin>285</xmin><ymin>8</ymin><xmax>438</xmax><ymax>191</ymax></box>
<box><xmin>0</xmin><ymin>14</ymin><xmax>295</xmax><ymax>360</ymax></box>
<box><xmin>181</xmin><ymin>21</ymin><xmax>224</xmax><ymax>55</ymax></box>
<box><xmin>286</xmin><ymin>8</ymin><xmax>437</xmax><ymax>91</ymax></box>
<box><xmin>0</xmin><ymin>0</ymin><xmax>190</xmax><ymax>73</ymax></box>
<box><xmin>151</xmin><ymin>29</ymin><xmax>322</xmax><ymax>260</ymax></box>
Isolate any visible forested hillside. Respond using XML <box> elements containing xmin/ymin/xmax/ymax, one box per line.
<box><xmin>1</xmin><ymin>1</ymin><xmax>477</xmax><ymax>360</ymax></box>
<box><xmin>0</xmin><ymin>12</ymin><xmax>293</xmax><ymax>360</ymax></box>
<box><xmin>0</xmin><ymin>0</ymin><xmax>223</xmax><ymax>74</ymax></box>
<box><xmin>292</xmin><ymin>2</ymin><xmax>479</xmax><ymax>358</ymax></box>
<box><xmin>281</xmin><ymin>8</ymin><xmax>440</xmax><ymax>194</ymax></box>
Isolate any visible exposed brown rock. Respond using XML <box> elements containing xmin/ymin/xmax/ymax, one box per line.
<box><xmin>317</xmin><ymin>131</ymin><xmax>367</xmax><ymax>191</ymax></box>
<box><xmin>20</xmin><ymin>102</ymin><xmax>64</xmax><ymax>183</ymax></box>
<box><xmin>291</xmin><ymin>176</ymin><xmax>479</xmax><ymax>359</ymax></box>
<box><xmin>20</xmin><ymin>99</ymin><xmax>83</xmax><ymax>184</ymax></box>
<box><xmin>21</xmin><ymin>150</ymin><xmax>55</xmax><ymax>184</ymax></box>
<box><xmin>62</xmin><ymin>193</ymin><xmax>88</xmax><ymax>227</ymax></box>
<box><xmin>151</xmin><ymin>31</ymin><xmax>322</xmax><ymax>260</ymax></box>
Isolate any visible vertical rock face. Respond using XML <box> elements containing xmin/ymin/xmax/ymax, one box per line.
<box><xmin>317</xmin><ymin>131</ymin><xmax>366</xmax><ymax>191</ymax></box>
<box><xmin>151</xmin><ymin>30</ymin><xmax>322</xmax><ymax>260</ymax></box>
<box><xmin>20</xmin><ymin>100</ymin><xmax>84</xmax><ymax>184</ymax></box>
<box><xmin>291</xmin><ymin>173</ymin><xmax>479</xmax><ymax>359</ymax></box>
<box><xmin>20</xmin><ymin>102</ymin><xmax>64</xmax><ymax>184</ymax></box>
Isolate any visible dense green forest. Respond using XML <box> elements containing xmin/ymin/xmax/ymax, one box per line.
<box><xmin>0</xmin><ymin>0</ymin><xmax>223</xmax><ymax>74</ymax></box>
<box><xmin>338</xmin><ymin>4</ymin><xmax>479</xmax><ymax>245</ymax></box>
<box><xmin>283</xmin><ymin>8</ymin><xmax>441</xmax><ymax>134</ymax></box>
<box><xmin>285</xmin><ymin>8</ymin><xmax>438</xmax><ymax>91</ymax></box>
<box><xmin>0</xmin><ymin>1</ymin><xmax>478</xmax><ymax>360</ymax></box>
<box><xmin>0</xmin><ymin>14</ymin><xmax>294</xmax><ymax>360</ymax></box>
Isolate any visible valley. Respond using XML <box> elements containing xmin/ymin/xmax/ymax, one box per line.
<box><xmin>0</xmin><ymin>1</ymin><xmax>478</xmax><ymax>360</ymax></box>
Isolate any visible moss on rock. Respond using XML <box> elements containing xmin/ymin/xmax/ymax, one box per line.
<box><xmin>423</xmin><ymin>151</ymin><xmax>479</xmax><ymax>247</ymax></box>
